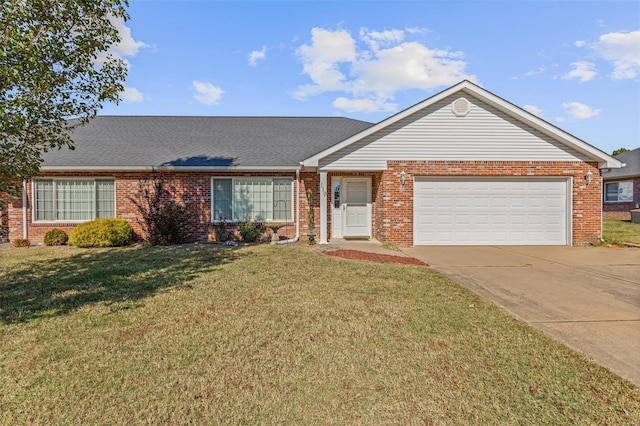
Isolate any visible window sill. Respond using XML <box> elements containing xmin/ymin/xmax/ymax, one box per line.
<box><xmin>211</xmin><ymin>220</ymin><xmax>293</xmax><ymax>224</ymax></box>
<box><xmin>32</xmin><ymin>221</ymin><xmax>87</xmax><ymax>226</ymax></box>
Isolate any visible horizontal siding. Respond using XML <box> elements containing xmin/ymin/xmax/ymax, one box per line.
<box><xmin>320</xmin><ymin>93</ymin><xmax>590</xmax><ymax>170</ymax></box>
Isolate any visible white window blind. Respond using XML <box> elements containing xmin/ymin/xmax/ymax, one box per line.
<box><xmin>34</xmin><ymin>179</ymin><xmax>115</xmax><ymax>222</ymax></box>
<box><xmin>212</xmin><ymin>178</ymin><xmax>292</xmax><ymax>221</ymax></box>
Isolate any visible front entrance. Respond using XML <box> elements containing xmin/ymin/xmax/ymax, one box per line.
<box><xmin>332</xmin><ymin>177</ymin><xmax>371</xmax><ymax>239</ymax></box>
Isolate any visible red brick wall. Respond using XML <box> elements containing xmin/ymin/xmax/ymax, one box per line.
<box><xmin>7</xmin><ymin>162</ymin><xmax>605</xmax><ymax>247</ymax></box>
<box><xmin>8</xmin><ymin>171</ymin><xmax>301</xmax><ymax>244</ymax></box>
<box><xmin>378</xmin><ymin>161</ymin><xmax>602</xmax><ymax>247</ymax></box>
<box><xmin>602</xmin><ymin>178</ymin><xmax>640</xmax><ymax>219</ymax></box>
<box><xmin>298</xmin><ymin>172</ymin><xmax>319</xmax><ymax>242</ymax></box>
<box><xmin>0</xmin><ymin>193</ymin><xmax>9</xmax><ymax>242</ymax></box>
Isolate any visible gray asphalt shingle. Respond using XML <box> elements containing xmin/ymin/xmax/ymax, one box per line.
<box><xmin>603</xmin><ymin>147</ymin><xmax>640</xmax><ymax>179</ymax></box>
<box><xmin>42</xmin><ymin>116</ymin><xmax>374</xmax><ymax>168</ymax></box>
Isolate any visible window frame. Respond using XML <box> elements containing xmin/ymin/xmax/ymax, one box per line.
<box><xmin>32</xmin><ymin>177</ymin><xmax>117</xmax><ymax>223</ymax></box>
<box><xmin>604</xmin><ymin>180</ymin><xmax>633</xmax><ymax>203</ymax></box>
<box><xmin>210</xmin><ymin>176</ymin><xmax>294</xmax><ymax>223</ymax></box>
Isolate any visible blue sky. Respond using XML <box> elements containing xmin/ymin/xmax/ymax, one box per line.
<box><xmin>102</xmin><ymin>0</ymin><xmax>640</xmax><ymax>155</ymax></box>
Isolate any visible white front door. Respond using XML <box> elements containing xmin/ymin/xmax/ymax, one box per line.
<box><xmin>342</xmin><ymin>178</ymin><xmax>371</xmax><ymax>238</ymax></box>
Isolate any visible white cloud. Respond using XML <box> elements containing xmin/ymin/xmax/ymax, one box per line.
<box><xmin>523</xmin><ymin>105</ymin><xmax>543</xmax><ymax>117</ymax></box>
<box><xmin>295</xmin><ymin>27</ymin><xmax>475</xmax><ymax>113</ymax></box>
<box><xmin>555</xmin><ymin>116</ymin><xmax>566</xmax><ymax>123</ymax></box>
<box><xmin>248</xmin><ymin>46</ymin><xmax>267</xmax><ymax>67</ymax></box>
<box><xmin>574</xmin><ymin>40</ymin><xmax>586</xmax><ymax>48</ymax></box>
<box><xmin>351</xmin><ymin>42</ymin><xmax>471</xmax><ymax>95</ymax></box>
<box><xmin>359</xmin><ymin>28</ymin><xmax>405</xmax><ymax>51</ymax></box>
<box><xmin>562</xmin><ymin>61</ymin><xmax>597</xmax><ymax>82</ymax></box>
<box><xmin>192</xmin><ymin>81</ymin><xmax>224</xmax><ymax>105</ymax></box>
<box><xmin>511</xmin><ymin>66</ymin><xmax>546</xmax><ymax>80</ymax></box>
<box><xmin>122</xmin><ymin>87</ymin><xmax>144</xmax><ymax>102</ymax></box>
<box><xmin>405</xmin><ymin>26</ymin><xmax>430</xmax><ymax>35</ymax></box>
<box><xmin>562</xmin><ymin>102</ymin><xmax>601</xmax><ymax>119</ymax></box>
<box><xmin>295</xmin><ymin>28</ymin><xmax>357</xmax><ymax>98</ymax></box>
<box><xmin>593</xmin><ymin>30</ymin><xmax>640</xmax><ymax>79</ymax></box>
<box><xmin>525</xmin><ymin>66</ymin><xmax>546</xmax><ymax>77</ymax></box>
<box><xmin>332</xmin><ymin>97</ymin><xmax>397</xmax><ymax>113</ymax></box>
<box><xmin>97</xmin><ymin>17</ymin><xmax>148</xmax><ymax>66</ymax></box>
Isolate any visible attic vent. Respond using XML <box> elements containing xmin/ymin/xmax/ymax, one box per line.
<box><xmin>451</xmin><ymin>97</ymin><xmax>470</xmax><ymax>117</ymax></box>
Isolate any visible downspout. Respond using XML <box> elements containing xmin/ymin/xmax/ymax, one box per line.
<box><xmin>599</xmin><ymin>169</ymin><xmax>604</xmax><ymax>244</ymax></box>
<box><xmin>277</xmin><ymin>168</ymin><xmax>300</xmax><ymax>244</ymax></box>
<box><xmin>22</xmin><ymin>179</ymin><xmax>28</xmax><ymax>240</ymax></box>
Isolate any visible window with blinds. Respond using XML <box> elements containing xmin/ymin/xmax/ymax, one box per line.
<box><xmin>604</xmin><ymin>181</ymin><xmax>633</xmax><ymax>203</ymax></box>
<box><xmin>33</xmin><ymin>179</ymin><xmax>116</xmax><ymax>222</ymax></box>
<box><xmin>212</xmin><ymin>177</ymin><xmax>292</xmax><ymax>222</ymax></box>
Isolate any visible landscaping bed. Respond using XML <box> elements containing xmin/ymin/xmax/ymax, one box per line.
<box><xmin>324</xmin><ymin>249</ymin><xmax>428</xmax><ymax>266</ymax></box>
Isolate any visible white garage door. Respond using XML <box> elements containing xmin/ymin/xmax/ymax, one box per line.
<box><xmin>414</xmin><ymin>178</ymin><xmax>569</xmax><ymax>245</ymax></box>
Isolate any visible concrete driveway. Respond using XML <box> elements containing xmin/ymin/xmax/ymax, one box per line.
<box><xmin>403</xmin><ymin>245</ymin><xmax>640</xmax><ymax>386</ymax></box>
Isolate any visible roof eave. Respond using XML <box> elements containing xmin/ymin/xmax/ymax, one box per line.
<box><xmin>40</xmin><ymin>165</ymin><xmax>301</xmax><ymax>172</ymax></box>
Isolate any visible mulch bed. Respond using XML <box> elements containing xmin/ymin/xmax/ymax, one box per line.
<box><xmin>323</xmin><ymin>249</ymin><xmax>429</xmax><ymax>267</ymax></box>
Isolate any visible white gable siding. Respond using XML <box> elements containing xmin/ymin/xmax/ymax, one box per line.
<box><xmin>319</xmin><ymin>94</ymin><xmax>590</xmax><ymax>170</ymax></box>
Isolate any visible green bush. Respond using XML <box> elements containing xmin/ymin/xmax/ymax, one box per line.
<box><xmin>238</xmin><ymin>221</ymin><xmax>263</xmax><ymax>243</ymax></box>
<box><xmin>44</xmin><ymin>228</ymin><xmax>68</xmax><ymax>246</ymax></box>
<box><xmin>12</xmin><ymin>238</ymin><xmax>30</xmax><ymax>248</ymax></box>
<box><xmin>152</xmin><ymin>202</ymin><xmax>189</xmax><ymax>246</ymax></box>
<box><xmin>69</xmin><ymin>218</ymin><xmax>132</xmax><ymax>248</ymax></box>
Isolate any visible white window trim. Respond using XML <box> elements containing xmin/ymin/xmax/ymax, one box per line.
<box><xmin>32</xmin><ymin>177</ymin><xmax>117</xmax><ymax>223</ymax></box>
<box><xmin>210</xmin><ymin>176</ymin><xmax>294</xmax><ymax>223</ymax></box>
<box><xmin>604</xmin><ymin>180</ymin><xmax>633</xmax><ymax>203</ymax></box>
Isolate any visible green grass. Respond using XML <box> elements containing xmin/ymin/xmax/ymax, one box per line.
<box><xmin>1</xmin><ymin>245</ymin><xmax>639</xmax><ymax>425</ymax></box>
<box><xmin>603</xmin><ymin>217</ymin><xmax>640</xmax><ymax>245</ymax></box>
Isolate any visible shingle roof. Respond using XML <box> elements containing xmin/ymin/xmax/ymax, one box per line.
<box><xmin>41</xmin><ymin>116</ymin><xmax>374</xmax><ymax>169</ymax></box>
<box><xmin>602</xmin><ymin>147</ymin><xmax>640</xmax><ymax>180</ymax></box>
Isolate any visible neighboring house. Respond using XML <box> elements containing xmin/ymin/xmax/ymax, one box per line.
<box><xmin>5</xmin><ymin>81</ymin><xmax>622</xmax><ymax>246</ymax></box>
<box><xmin>602</xmin><ymin>147</ymin><xmax>640</xmax><ymax>218</ymax></box>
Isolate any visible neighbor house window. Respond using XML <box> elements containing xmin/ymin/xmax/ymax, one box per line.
<box><xmin>604</xmin><ymin>181</ymin><xmax>633</xmax><ymax>203</ymax></box>
<box><xmin>212</xmin><ymin>177</ymin><xmax>292</xmax><ymax>221</ymax></box>
<box><xmin>33</xmin><ymin>179</ymin><xmax>115</xmax><ymax>221</ymax></box>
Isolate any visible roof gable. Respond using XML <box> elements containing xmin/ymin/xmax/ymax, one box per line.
<box><xmin>302</xmin><ymin>80</ymin><xmax>622</xmax><ymax>169</ymax></box>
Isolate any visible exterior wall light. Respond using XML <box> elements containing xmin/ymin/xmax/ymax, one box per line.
<box><xmin>585</xmin><ymin>171</ymin><xmax>593</xmax><ymax>186</ymax></box>
<box><xmin>400</xmin><ymin>171</ymin><xmax>407</xmax><ymax>186</ymax></box>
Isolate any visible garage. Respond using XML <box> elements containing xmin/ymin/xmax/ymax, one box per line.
<box><xmin>414</xmin><ymin>177</ymin><xmax>569</xmax><ymax>245</ymax></box>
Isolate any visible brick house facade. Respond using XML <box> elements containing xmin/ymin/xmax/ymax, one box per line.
<box><xmin>4</xmin><ymin>81</ymin><xmax>621</xmax><ymax>247</ymax></box>
<box><xmin>602</xmin><ymin>148</ymin><xmax>640</xmax><ymax>219</ymax></box>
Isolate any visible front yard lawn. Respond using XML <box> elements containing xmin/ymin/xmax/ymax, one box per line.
<box><xmin>603</xmin><ymin>217</ymin><xmax>640</xmax><ymax>245</ymax></box>
<box><xmin>1</xmin><ymin>245</ymin><xmax>638</xmax><ymax>424</ymax></box>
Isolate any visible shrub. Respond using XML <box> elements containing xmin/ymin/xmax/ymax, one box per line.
<box><xmin>44</xmin><ymin>228</ymin><xmax>68</xmax><ymax>246</ymax></box>
<box><xmin>69</xmin><ymin>218</ymin><xmax>132</xmax><ymax>248</ymax></box>
<box><xmin>12</xmin><ymin>238</ymin><xmax>30</xmax><ymax>248</ymax></box>
<box><xmin>238</xmin><ymin>220</ymin><xmax>263</xmax><ymax>243</ymax></box>
<box><xmin>213</xmin><ymin>218</ymin><xmax>232</xmax><ymax>242</ymax></box>
<box><xmin>128</xmin><ymin>172</ymin><xmax>190</xmax><ymax>245</ymax></box>
<box><xmin>154</xmin><ymin>202</ymin><xmax>189</xmax><ymax>245</ymax></box>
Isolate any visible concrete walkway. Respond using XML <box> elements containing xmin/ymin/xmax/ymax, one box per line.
<box><xmin>319</xmin><ymin>238</ymin><xmax>412</xmax><ymax>257</ymax></box>
<box><xmin>403</xmin><ymin>245</ymin><xmax>640</xmax><ymax>386</ymax></box>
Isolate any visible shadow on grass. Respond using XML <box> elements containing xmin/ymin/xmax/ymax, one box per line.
<box><xmin>0</xmin><ymin>245</ymin><xmax>243</xmax><ymax>324</ymax></box>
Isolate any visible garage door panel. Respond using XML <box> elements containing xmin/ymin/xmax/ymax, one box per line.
<box><xmin>414</xmin><ymin>178</ymin><xmax>568</xmax><ymax>245</ymax></box>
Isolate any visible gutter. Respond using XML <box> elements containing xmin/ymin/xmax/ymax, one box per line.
<box><xmin>40</xmin><ymin>165</ymin><xmax>301</xmax><ymax>172</ymax></box>
<box><xmin>277</xmin><ymin>168</ymin><xmax>300</xmax><ymax>244</ymax></box>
